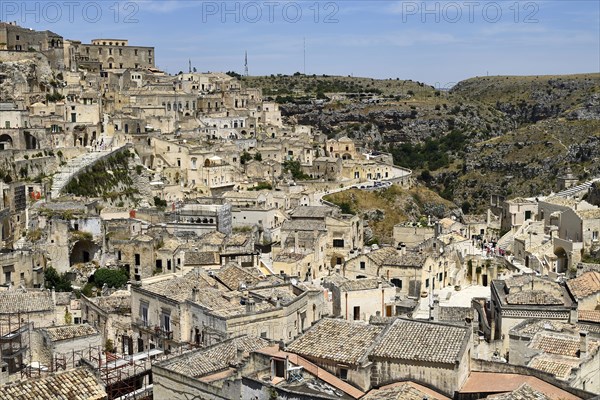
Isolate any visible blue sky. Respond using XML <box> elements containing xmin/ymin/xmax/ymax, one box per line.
<box><xmin>5</xmin><ymin>0</ymin><xmax>599</xmax><ymax>85</ymax></box>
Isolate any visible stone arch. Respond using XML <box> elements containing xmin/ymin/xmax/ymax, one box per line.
<box><xmin>330</xmin><ymin>254</ymin><xmax>345</xmax><ymax>268</ymax></box>
<box><xmin>70</xmin><ymin>240</ymin><xmax>100</xmax><ymax>265</ymax></box>
<box><xmin>24</xmin><ymin>131</ymin><xmax>38</xmax><ymax>149</ymax></box>
<box><xmin>554</xmin><ymin>247</ymin><xmax>568</xmax><ymax>274</ymax></box>
<box><xmin>0</xmin><ymin>133</ymin><xmax>13</xmax><ymax>149</ymax></box>
<box><xmin>342</xmin><ymin>153</ymin><xmax>352</xmax><ymax>160</ymax></box>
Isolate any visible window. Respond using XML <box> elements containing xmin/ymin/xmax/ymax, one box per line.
<box><xmin>140</xmin><ymin>302</ymin><xmax>149</xmax><ymax>325</ymax></box>
<box><xmin>135</xmin><ymin>253</ymin><xmax>140</xmax><ymax>266</ymax></box>
<box><xmin>161</xmin><ymin>313</ymin><xmax>171</xmax><ymax>332</ymax></box>
<box><xmin>425</xmin><ymin>278</ymin><xmax>430</xmax><ymax>288</ymax></box>
<box><xmin>353</xmin><ymin>306</ymin><xmax>360</xmax><ymax>320</ymax></box>
<box><xmin>593</xmin><ymin>231</ymin><xmax>598</xmax><ymax>241</ymax></box>
<box><xmin>360</xmin><ymin>261</ymin><xmax>366</xmax><ymax>270</ymax></box>
<box><xmin>333</xmin><ymin>239</ymin><xmax>344</xmax><ymax>248</ymax></box>
<box><xmin>340</xmin><ymin>368</ymin><xmax>348</xmax><ymax>380</ymax></box>
<box><xmin>391</xmin><ymin>278</ymin><xmax>402</xmax><ymax>289</ymax></box>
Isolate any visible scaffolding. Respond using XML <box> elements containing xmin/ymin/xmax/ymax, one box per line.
<box><xmin>0</xmin><ymin>312</ymin><xmax>30</xmax><ymax>377</ymax></box>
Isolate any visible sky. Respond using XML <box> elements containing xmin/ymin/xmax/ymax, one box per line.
<box><xmin>2</xmin><ymin>0</ymin><xmax>599</xmax><ymax>85</ymax></box>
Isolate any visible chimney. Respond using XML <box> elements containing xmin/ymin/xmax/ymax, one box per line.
<box><xmin>51</xmin><ymin>288</ymin><xmax>56</xmax><ymax>305</ymax></box>
<box><xmin>246</xmin><ymin>297</ymin><xmax>256</xmax><ymax>313</ymax></box>
<box><xmin>234</xmin><ymin>347</ymin><xmax>245</xmax><ymax>365</ymax></box>
<box><xmin>377</xmin><ymin>280</ymin><xmax>382</xmax><ymax>289</ymax></box>
<box><xmin>580</xmin><ymin>331</ymin><xmax>589</xmax><ymax>358</ymax></box>
<box><xmin>400</xmin><ymin>244</ymin><xmax>406</xmax><ymax>255</ymax></box>
<box><xmin>294</xmin><ymin>231</ymin><xmax>299</xmax><ymax>252</ymax></box>
<box><xmin>191</xmin><ymin>287</ymin><xmax>198</xmax><ymax>302</ymax></box>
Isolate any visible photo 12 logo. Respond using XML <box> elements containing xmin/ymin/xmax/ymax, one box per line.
<box><xmin>0</xmin><ymin>1</ymin><xmax>140</xmax><ymax>24</ymax></box>
<box><xmin>399</xmin><ymin>1</ymin><xmax>539</xmax><ymax>23</ymax></box>
<box><xmin>199</xmin><ymin>1</ymin><xmax>340</xmax><ymax>23</ymax></box>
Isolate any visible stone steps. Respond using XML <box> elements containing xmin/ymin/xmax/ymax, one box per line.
<box><xmin>50</xmin><ymin>145</ymin><xmax>125</xmax><ymax>199</ymax></box>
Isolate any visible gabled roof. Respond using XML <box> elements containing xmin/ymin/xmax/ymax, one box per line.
<box><xmin>160</xmin><ymin>336</ymin><xmax>269</xmax><ymax>378</ymax></box>
<box><xmin>0</xmin><ymin>290</ymin><xmax>54</xmax><ymax>314</ymax></box>
<box><xmin>286</xmin><ymin>318</ymin><xmax>383</xmax><ymax>366</ymax></box>
<box><xmin>566</xmin><ymin>271</ymin><xmax>600</xmax><ymax>300</ymax></box>
<box><xmin>0</xmin><ymin>368</ymin><xmax>106</xmax><ymax>400</ymax></box>
<box><xmin>370</xmin><ymin>319</ymin><xmax>469</xmax><ymax>364</ymax></box>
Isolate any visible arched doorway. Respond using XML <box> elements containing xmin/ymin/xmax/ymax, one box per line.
<box><xmin>24</xmin><ymin>131</ymin><xmax>38</xmax><ymax>149</ymax></box>
<box><xmin>70</xmin><ymin>240</ymin><xmax>100</xmax><ymax>265</ymax></box>
<box><xmin>330</xmin><ymin>254</ymin><xmax>345</xmax><ymax>268</ymax></box>
<box><xmin>554</xmin><ymin>247</ymin><xmax>568</xmax><ymax>274</ymax></box>
<box><xmin>0</xmin><ymin>134</ymin><xmax>13</xmax><ymax>150</ymax></box>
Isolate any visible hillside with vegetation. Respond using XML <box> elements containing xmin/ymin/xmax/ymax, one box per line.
<box><xmin>323</xmin><ymin>185</ymin><xmax>458</xmax><ymax>245</ymax></box>
<box><xmin>248</xmin><ymin>73</ymin><xmax>600</xmax><ymax>211</ymax></box>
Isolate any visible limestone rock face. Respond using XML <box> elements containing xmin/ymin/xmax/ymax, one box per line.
<box><xmin>0</xmin><ymin>52</ymin><xmax>54</xmax><ymax>102</ymax></box>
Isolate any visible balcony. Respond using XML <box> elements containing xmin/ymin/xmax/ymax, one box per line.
<box><xmin>133</xmin><ymin>317</ymin><xmax>153</xmax><ymax>333</ymax></box>
<box><xmin>156</xmin><ymin>326</ymin><xmax>173</xmax><ymax>340</ymax></box>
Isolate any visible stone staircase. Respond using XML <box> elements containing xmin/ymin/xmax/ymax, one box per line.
<box><xmin>50</xmin><ymin>145</ymin><xmax>126</xmax><ymax>199</ymax></box>
<box><xmin>554</xmin><ymin>177</ymin><xmax>600</xmax><ymax>198</ymax></box>
<box><xmin>497</xmin><ymin>229</ymin><xmax>515</xmax><ymax>251</ymax></box>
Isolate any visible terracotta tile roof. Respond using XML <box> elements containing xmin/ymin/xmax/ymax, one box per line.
<box><xmin>43</xmin><ymin>323</ymin><xmax>99</xmax><ymax>342</ymax></box>
<box><xmin>256</xmin><ymin>345</ymin><xmax>365</xmax><ymax>399</ymax></box>
<box><xmin>140</xmin><ymin>271</ymin><xmax>219</xmax><ymax>303</ymax></box>
<box><xmin>578</xmin><ymin>310</ymin><xmax>600</xmax><ymax>324</ymax></box>
<box><xmin>364</xmin><ymin>247</ymin><xmax>429</xmax><ymax>268</ymax></box>
<box><xmin>215</xmin><ymin>263</ymin><xmax>261</xmax><ymax>291</ymax></box>
<box><xmin>289</xmin><ymin>206</ymin><xmax>334</xmax><ymax>219</ymax></box>
<box><xmin>487</xmin><ymin>383</ymin><xmax>552</xmax><ymax>400</ymax></box>
<box><xmin>531</xmin><ymin>333</ymin><xmax>600</xmax><ymax>357</ymax></box>
<box><xmin>506</xmin><ymin>291</ymin><xmax>563</xmax><ymax>305</ymax></box>
<box><xmin>0</xmin><ymin>290</ymin><xmax>54</xmax><ymax>314</ymax></box>
<box><xmin>459</xmin><ymin>372</ymin><xmax>580</xmax><ymax>400</ymax></box>
<box><xmin>371</xmin><ymin>319</ymin><xmax>469</xmax><ymax>364</ymax></box>
<box><xmin>184</xmin><ymin>251</ymin><xmax>219</xmax><ymax>266</ymax></box>
<box><xmin>337</xmin><ymin>278</ymin><xmax>393</xmax><ymax>292</ymax></box>
<box><xmin>281</xmin><ymin>219</ymin><xmax>327</xmax><ymax>231</ymax></box>
<box><xmin>92</xmin><ymin>291</ymin><xmax>131</xmax><ymax>313</ymax></box>
<box><xmin>1</xmin><ymin>368</ymin><xmax>106</xmax><ymax>400</ymax></box>
<box><xmin>528</xmin><ymin>357</ymin><xmax>579</xmax><ymax>380</ymax></box>
<box><xmin>286</xmin><ymin>318</ymin><xmax>383</xmax><ymax>366</ymax></box>
<box><xmin>362</xmin><ymin>382</ymin><xmax>451</xmax><ymax>400</ymax></box>
<box><xmin>161</xmin><ymin>336</ymin><xmax>269</xmax><ymax>378</ymax></box>
<box><xmin>566</xmin><ymin>271</ymin><xmax>600</xmax><ymax>299</ymax></box>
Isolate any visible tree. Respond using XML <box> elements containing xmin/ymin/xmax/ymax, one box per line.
<box><xmin>253</xmin><ymin>152</ymin><xmax>262</xmax><ymax>161</ymax></box>
<box><xmin>240</xmin><ymin>151</ymin><xmax>252</xmax><ymax>165</ymax></box>
<box><xmin>93</xmin><ymin>268</ymin><xmax>128</xmax><ymax>289</ymax></box>
<box><xmin>282</xmin><ymin>159</ymin><xmax>309</xmax><ymax>180</ymax></box>
<box><xmin>44</xmin><ymin>266</ymin><xmax>72</xmax><ymax>292</ymax></box>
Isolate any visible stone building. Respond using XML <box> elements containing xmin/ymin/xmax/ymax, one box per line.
<box><xmin>322</xmin><ymin>276</ymin><xmax>397</xmax><ymax>321</ymax></box>
<box><xmin>566</xmin><ymin>271</ymin><xmax>600</xmax><ymax>311</ymax></box>
<box><xmin>286</xmin><ymin>318</ymin><xmax>383</xmax><ymax>391</ymax></box>
<box><xmin>508</xmin><ymin>319</ymin><xmax>600</xmax><ymax>393</ymax></box>
<box><xmin>80</xmin><ymin>290</ymin><xmax>132</xmax><ymax>354</ymax></box>
<box><xmin>0</xmin><ymin>368</ymin><xmax>107</xmax><ymax>399</ymax></box>
<box><xmin>486</xmin><ymin>274</ymin><xmax>577</xmax><ymax>354</ymax></box>
<box><xmin>30</xmin><ymin>323</ymin><xmax>102</xmax><ymax>368</ymax></box>
<box><xmin>501</xmin><ymin>197</ymin><xmax>538</xmax><ymax>233</ymax></box>
<box><xmin>66</xmin><ymin>38</ymin><xmax>154</xmax><ymax>71</ymax></box>
<box><xmin>0</xmin><ymin>22</ymin><xmax>64</xmax><ymax>68</ymax></box>
<box><xmin>369</xmin><ymin>318</ymin><xmax>472</xmax><ymax>396</ymax></box>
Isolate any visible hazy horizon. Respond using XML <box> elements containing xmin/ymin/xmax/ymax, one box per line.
<box><xmin>3</xmin><ymin>0</ymin><xmax>598</xmax><ymax>86</ymax></box>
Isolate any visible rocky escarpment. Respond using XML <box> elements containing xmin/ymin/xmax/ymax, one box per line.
<box><xmin>0</xmin><ymin>52</ymin><xmax>54</xmax><ymax>102</ymax></box>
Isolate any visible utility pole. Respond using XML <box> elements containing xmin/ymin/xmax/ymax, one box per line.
<box><xmin>303</xmin><ymin>37</ymin><xmax>306</xmax><ymax>75</ymax></box>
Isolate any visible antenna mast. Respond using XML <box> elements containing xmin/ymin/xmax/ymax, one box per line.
<box><xmin>244</xmin><ymin>51</ymin><xmax>249</xmax><ymax>76</ymax></box>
